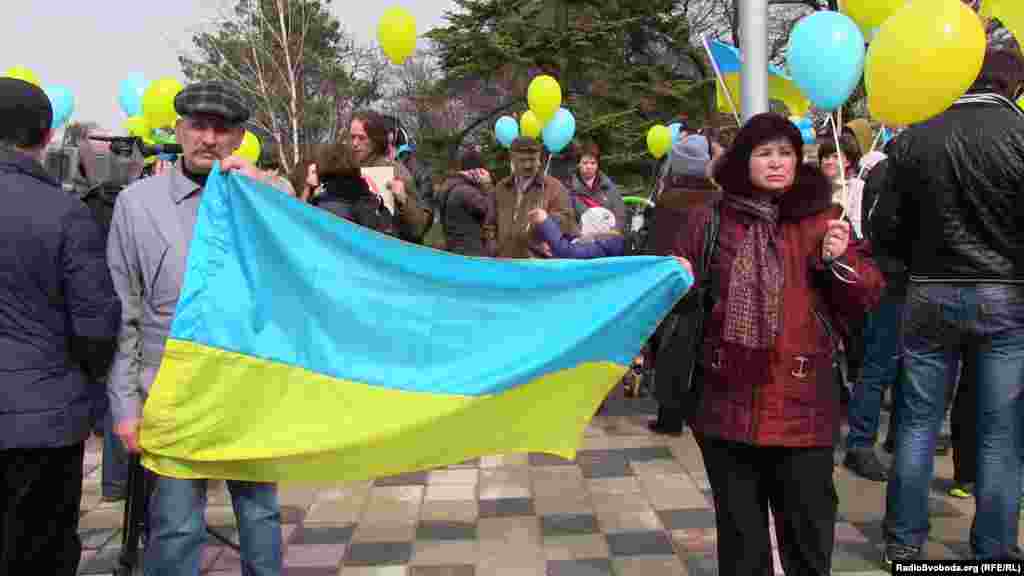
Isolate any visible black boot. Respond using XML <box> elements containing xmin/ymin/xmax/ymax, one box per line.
<box><xmin>648</xmin><ymin>406</ymin><xmax>685</xmax><ymax>436</ymax></box>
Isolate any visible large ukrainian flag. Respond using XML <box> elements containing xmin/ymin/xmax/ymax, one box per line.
<box><xmin>139</xmin><ymin>165</ymin><xmax>692</xmax><ymax>482</ymax></box>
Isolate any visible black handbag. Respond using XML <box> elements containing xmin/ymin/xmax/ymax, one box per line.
<box><xmin>652</xmin><ymin>204</ymin><xmax>720</xmax><ymax>423</ymax></box>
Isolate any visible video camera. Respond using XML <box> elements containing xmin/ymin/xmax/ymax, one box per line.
<box><xmin>43</xmin><ymin>135</ymin><xmax>183</xmax><ymax>193</ymax></box>
<box><xmin>86</xmin><ymin>135</ymin><xmax>183</xmax><ymax>159</ymax></box>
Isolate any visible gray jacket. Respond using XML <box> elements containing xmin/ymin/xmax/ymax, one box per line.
<box><xmin>106</xmin><ymin>164</ymin><xmax>291</xmax><ymax>424</ymax></box>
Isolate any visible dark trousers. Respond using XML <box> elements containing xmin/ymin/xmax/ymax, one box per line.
<box><xmin>951</xmin><ymin>358</ymin><xmax>978</xmax><ymax>484</ymax></box>
<box><xmin>0</xmin><ymin>442</ymin><xmax>85</xmax><ymax>576</ymax></box>
<box><xmin>102</xmin><ymin>407</ymin><xmax>131</xmax><ymax>498</ymax></box>
<box><xmin>698</xmin><ymin>435</ymin><xmax>837</xmax><ymax>576</ymax></box>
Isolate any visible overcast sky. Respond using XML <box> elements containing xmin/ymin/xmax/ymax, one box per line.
<box><xmin>1</xmin><ymin>0</ymin><xmax>454</xmax><ymax>136</ymax></box>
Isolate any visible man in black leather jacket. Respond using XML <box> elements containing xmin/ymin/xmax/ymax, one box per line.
<box><xmin>873</xmin><ymin>49</ymin><xmax>1024</xmax><ymax>564</ymax></box>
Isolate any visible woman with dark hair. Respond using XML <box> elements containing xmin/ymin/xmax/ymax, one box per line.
<box><xmin>348</xmin><ymin>110</ymin><xmax>433</xmax><ymax>243</ymax></box>
<box><xmin>566</xmin><ymin>142</ymin><xmax>626</xmax><ymax>234</ymax></box>
<box><xmin>669</xmin><ymin>113</ymin><xmax>883</xmax><ymax>575</ymax></box>
<box><xmin>817</xmin><ymin>130</ymin><xmax>864</xmax><ymax>236</ymax></box>
<box><xmin>289</xmin><ymin>144</ymin><xmax>330</xmax><ymax>203</ymax></box>
<box><xmin>437</xmin><ymin>149</ymin><xmax>495</xmax><ymax>256</ymax></box>
<box><xmin>310</xmin><ymin>141</ymin><xmax>396</xmax><ymax>235</ymax></box>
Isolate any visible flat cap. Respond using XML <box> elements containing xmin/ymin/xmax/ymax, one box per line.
<box><xmin>510</xmin><ymin>136</ymin><xmax>542</xmax><ymax>153</ymax></box>
<box><xmin>0</xmin><ymin>78</ymin><xmax>52</xmax><ymax>146</ymax></box>
<box><xmin>174</xmin><ymin>81</ymin><xmax>250</xmax><ymax>124</ymax></box>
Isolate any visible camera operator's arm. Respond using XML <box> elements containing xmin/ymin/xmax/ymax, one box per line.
<box><xmin>106</xmin><ymin>196</ymin><xmax>145</xmax><ymax>452</ymax></box>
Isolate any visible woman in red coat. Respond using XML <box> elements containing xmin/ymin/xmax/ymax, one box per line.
<box><xmin>671</xmin><ymin>113</ymin><xmax>883</xmax><ymax>575</ymax></box>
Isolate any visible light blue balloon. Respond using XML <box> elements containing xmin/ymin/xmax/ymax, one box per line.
<box><xmin>786</xmin><ymin>11</ymin><xmax>865</xmax><ymax>112</ymax></box>
<box><xmin>880</xmin><ymin>126</ymin><xmax>894</xmax><ymax>146</ymax></box>
<box><xmin>118</xmin><ymin>73</ymin><xmax>147</xmax><ymax>117</ymax></box>
<box><xmin>542</xmin><ymin>108</ymin><xmax>575</xmax><ymax>154</ymax></box>
<box><xmin>790</xmin><ymin>117</ymin><xmax>816</xmax><ymax>145</ymax></box>
<box><xmin>668</xmin><ymin>122</ymin><xmax>683</xmax><ymax>144</ymax></box>
<box><xmin>45</xmin><ymin>85</ymin><xmax>75</xmax><ymax>129</ymax></box>
<box><xmin>494</xmin><ymin>115</ymin><xmax>519</xmax><ymax>148</ymax></box>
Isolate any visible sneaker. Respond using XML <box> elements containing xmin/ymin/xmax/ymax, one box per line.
<box><xmin>948</xmin><ymin>482</ymin><xmax>973</xmax><ymax>499</ymax></box>
<box><xmin>843</xmin><ymin>449</ymin><xmax>889</xmax><ymax>481</ymax></box>
<box><xmin>883</xmin><ymin>543</ymin><xmax>922</xmax><ymax>567</ymax></box>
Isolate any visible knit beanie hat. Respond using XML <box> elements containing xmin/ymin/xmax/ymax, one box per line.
<box><xmin>666</xmin><ymin>134</ymin><xmax>711</xmax><ymax>178</ymax></box>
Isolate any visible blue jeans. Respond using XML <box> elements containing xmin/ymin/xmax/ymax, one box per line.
<box><xmin>101</xmin><ymin>409</ymin><xmax>130</xmax><ymax>498</ymax></box>
<box><xmin>884</xmin><ymin>284</ymin><xmax>1024</xmax><ymax>558</ymax></box>
<box><xmin>846</xmin><ymin>293</ymin><xmax>905</xmax><ymax>451</ymax></box>
<box><xmin>144</xmin><ymin>476</ymin><xmax>282</xmax><ymax>576</ymax></box>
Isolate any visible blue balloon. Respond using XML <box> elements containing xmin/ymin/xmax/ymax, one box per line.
<box><xmin>494</xmin><ymin>116</ymin><xmax>519</xmax><ymax>148</ymax></box>
<box><xmin>790</xmin><ymin>117</ymin><xmax>816</xmax><ymax>145</ymax></box>
<box><xmin>786</xmin><ymin>11</ymin><xmax>865</xmax><ymax>111</ymax></box>
<box><xmin>118</xmin><ymin>73</ymin><xmax>147</xmax><ymax>117</ymax></box>
<box><xmin>668</xmin><ymin>122</ymin><xmax>683</xmax><ymax>144</ymax></box>
<box><xmin>45</xmin><ymin>85</ymin><xmax>75</xmax><ymax>129</ymax></box>
<box><xmin>880</xmin><ymin>126</ymin><xmax>894</xmax><ymax>146</ymax></box>
<box><xmin>542</xmin><ymin>108</ymin><xmax>575</xmax><ymax>154</ymax></box>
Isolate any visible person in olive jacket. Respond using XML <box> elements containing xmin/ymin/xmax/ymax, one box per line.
<box><xmin>0</xmin><ymin>78</ymin><xmax>121</xmax><ymax>576</ymax></box>
<box><xmin>348</xmin><ymin>110</ymin><xmax>432</xmax><ymax>244</ymax></box>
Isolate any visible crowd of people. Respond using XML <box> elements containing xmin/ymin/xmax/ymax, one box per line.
<box><xmin>0</xmin><ymin>47</ymin><xmax>1021</xmax><ymax>576</ymax></box>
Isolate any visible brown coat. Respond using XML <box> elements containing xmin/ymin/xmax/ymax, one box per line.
<box><xmin>363</xmin><ymin>154</ymin><xmax>432</xmax><ymax>243</ymax></box>
<box><xmin>491</xmin><ymin>174</ymin><xmax>577</xmax><ymax>258</ymax></box>
<box><xmin>672</xmin><ymin>171</ymin><xmax>884</xmax><ymax>447</ymax></box>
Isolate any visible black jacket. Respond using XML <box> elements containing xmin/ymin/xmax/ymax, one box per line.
<box><xmin>871</xmin><ymin>94</ymin><xmax>1024</xmax><ymax>283</ymax></box>
<box><xmin>438</xmin><ymin>173</ymin><xmax>494</xmax><ymax>257</ymax></box>
<box><xmin>860</xmin><ymin>158</ymin><xmax>907</xmax><ymax>295</ymax></box>
<box><xmin>313</xmin><ymin>174</ymin><xmax>395</xmax><ymax>236</ymax></box>
<box><xmin>0</xmin><ymin>147</ymin><xmax>121</xmax><ymax>449</ymax></box>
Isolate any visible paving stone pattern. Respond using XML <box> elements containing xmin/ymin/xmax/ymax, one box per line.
<box><xmin>77</xmin><ymin>389</ymin><xmax>992</xmax><ymax>575</ymax></box>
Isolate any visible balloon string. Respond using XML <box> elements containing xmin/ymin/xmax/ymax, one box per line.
<box><xmin>857</xmin><ymin>127</ymin><xmax>886</xmax><ymax>180</ymax></box>
<box><xmin>828</xmin><ymin>112</ymin><xmax>849</xmax><ymax>222</ymax></box>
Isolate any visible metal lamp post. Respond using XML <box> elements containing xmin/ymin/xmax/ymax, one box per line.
<box><xmin>739</xmin><ymin>0</ymin><xmax>770</xmax><ymax>122</ymax></box>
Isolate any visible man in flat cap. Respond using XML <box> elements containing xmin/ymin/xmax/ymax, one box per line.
<box><xmin>490</xmin><ymin>136</ymin><xmax>576</xmax><ymax>258</ymax></box>
<box><xmin>0</xmin><ymin>79</ymin><xmax>121</xmax><ymax>575</ymax></box>
<box><xmin>107</xmin><ymin>81</ymin><xmax>285</xmax><ymax>576</ymax></box>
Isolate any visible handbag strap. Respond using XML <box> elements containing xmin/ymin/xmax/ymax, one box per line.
<box><xmin>699</xmin><ymin>202</ymin><xmax>720</xmax><ymax>282</ymax></box>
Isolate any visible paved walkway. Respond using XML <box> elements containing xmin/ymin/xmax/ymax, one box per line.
<box><xmin>77</xmin><ymin>388</ymin><xmax>995</xmax><ymax>575</ymax></box>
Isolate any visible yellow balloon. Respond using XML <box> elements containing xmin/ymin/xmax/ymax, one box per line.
<box><xmin>527</xmin><ymin>75</ymin><xmax>562</xmax><ymax>125</ymax></box>
<box><xmin>839</xmin><ymin>0</ymin><xmax>908</xmax><ymax>36</ymax></box>
<box><xmin>123</xmin><ymin>116</ymin><xmax>149</xmax><ymax>139</ymax></box>
<box><xmin>235</xmin><ymin>131</ymin><xmax>262</xmax><ymax>163</ymax></box>
<box><xmin>142</xmin><ymin>77</ymin><xmax>183</xmax><ymax>130</ymax></box>
<box><xmin>520</xmin><ymin>110</ymin><xmax>542</xmax><ymax>139</ymax></box>
<box><xmin>986</xmin><ymin>0</ymin><xmax>1023</xmax><ymax>48</ymax></box>
<box><xmin>865</xmin><ymin>0</ymin><xmax>985</xmax><ymax>126</ymax></box>
<box><xmin>646</xmin><ymin>125</ymin><xmax>672</xmax><ymax>160</ymax></box>
<box><xmin>377</xmin><ymin>7</ymin><xmax>417</xmax><ymax>65</ymax></box>
<box><xmin>4</xmin><ymin>65</ymin><xmax>40</xmax><ymax>86</ymax></box>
